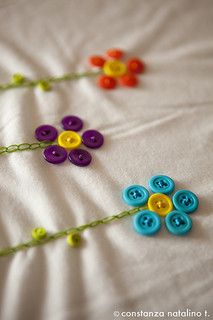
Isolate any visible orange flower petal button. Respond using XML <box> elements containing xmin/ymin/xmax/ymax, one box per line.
<box><xmin>106</xmin><ymin>48</ymin><xmax>124</xmax><ymax>59</ymax></box>
<box><xmin>127</xmin><ymin>58</ymin><xmax>145</xmax><ymax>74</ymax></box>
<box><xmin>89</xmin><ymin>56</ymin><xmax>106</xmax><ymax>67</ymax></box>
<box><xmin>119</xmin><ymin>74</ymin><xmax>138</xmax><ymax>87</ymax></box>
<box><xmin>98</xmin><ymin>75</ymin><xmax>116</xmax><ymax>89</ymax></box>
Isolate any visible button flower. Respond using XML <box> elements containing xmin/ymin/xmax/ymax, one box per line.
<box><xmin>122</xmin><ymin>175</ymin><xmax>199</xmax><ymax>236</ymax></box>
<box><xmin>35</xmin><ymin>115</ymin><xmax>104</xmax><ymax>166</ymax></box>
<box><xmin>88</xmin><ymin>48</ymin><xmax>145</xmax><ymax>89</ymax></box>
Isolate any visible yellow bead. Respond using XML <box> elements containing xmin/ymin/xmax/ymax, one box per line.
<box><xmin>12</xmin><ymin>73</ymin><xmax>25</xmax><ymax>84</ymax></box>
<box><xmin>32</xmin><ymin>227</ymin><xmax>47</xmax><ymax>240</ymax></box>
<box><xmin>148</xmin><ymin>193</ymin><xmax>173</xmax><ymax>217</ymax></box>
<box><xmin>38</xmin><ymin>81</ymin><xmax>51</xmax><ymax>91</ymax></box>
<box><xmin>67</xmin><ymin>232</ymin><xmax>81</xmax><ymax>247</ymax></box>
<box><xmin>58</xmin><ymin>131</ymin><xmax>81</xmax><ymax>149</ymax></box>
<box><xmin>103</xmin><ymin>60</ymin><xmax>127</xmax><ymax>78</ymax></box>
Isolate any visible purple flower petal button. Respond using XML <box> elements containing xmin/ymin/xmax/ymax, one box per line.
<box><xmin>35</xmin><ymin>125</ymin><xmax>58</xmax><ymax>142</ymax></box>
<box><xmin>68</xmin><ymin>148</ymin><xmax>92</xmax><ymax>167</ymax></box>
<box><xmin>82</xmin><ymin>130</ymin><xmax>104</xmax><ymax>149</ymax></box>
<box><xmin>43</xmin><ymin>145</ymin><xmax>67</xmax><ymax>164</ymax></box>
<box><xmin>61</xmin><ymin>115</ymin><xmax>83</xmax><ymax>132</ymax></box>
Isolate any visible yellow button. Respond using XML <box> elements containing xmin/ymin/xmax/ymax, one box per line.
<box><xmin>148</xmin><ymin>193</ymin><xmax>173</xmax><ymax>217</ymax></box>
<box><xmin>32</xmin><ymin>227</ymin><xmax>47</xmax><ymax>240</ymax></box>
<box><xmin>58</xmin><ymin>131</ymin><xmax>81</xmax><ymax>149</ymax></box>
<box><xmin>103</xmin><ymin>60</ymin><xmax>127</xmax><ymax>77</ymax></box>
<box><xmin>67</xmin><ymin>232</ymin><xmax>81</xmax><ymax>247</ymax></box>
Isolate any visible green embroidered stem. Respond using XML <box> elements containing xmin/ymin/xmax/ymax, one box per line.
<box><xmin>0</xmin><ymin>141</ymin><xmax>53</xmax><ymax>155</ymax></box>
<box><xmin>0</xmin><ymin>206</ymin><xmax>147</xmax><ymax>257</ymax></box>
<box><xmin>0</xmin><ymin>70</ymin><xmax>102</xmax><ymax>91</ymax></box>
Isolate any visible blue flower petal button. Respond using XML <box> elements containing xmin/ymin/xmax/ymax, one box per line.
<box><xmin>133</xmin><ymin>210</ymin><xmax>161</xmax><ymax>236</ymax></box>
<box><xmin>122</xmin><ymin>185</ymin><xmax>149</xmax><ymax>207</ymax></box>
<box><xmin>165</xmin><ymin>210</ymin><xmax>192</xmax><ymax>235</ymax></box>
<box><xmin>148</xmin><ymin>175</ymin><xmax>175</xmax><ymax>194</ymax></box>
<box><xmin>172</xmin><ymin>190</ymin><xmax>199</xmax><ymax>213</ymax></box>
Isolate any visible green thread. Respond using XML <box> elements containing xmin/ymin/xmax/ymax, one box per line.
<box><xmin>0</xmin><ymin>141</ymin><xmax>53</xmax><ymax>155</ymax></box>
<box><xmin>0</xmin><ymin>206</ymin><xmax>147</xmax><ymax>257</ymax></box>
<box><xmin>0</xmin><ymin>70</ymin><xmax>102</xmax><ymax>91</ymax></box>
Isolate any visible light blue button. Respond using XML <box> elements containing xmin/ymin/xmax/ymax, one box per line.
<box><xmin>122</xmin><ymin>185</ymin><xmax>149</xmax><ymax>207</ymax></box>
<box><xmin>165</xmin><ymin>210</ymin><xmax>192</xmax><ymax>235</ymax></box>
<box><xmin>148</xmin><ymin>175</ymin><xmax>175</xmax><ymax>194</ymax></box>
<box><xmin>172</xmin><ymin>189</ymin><xmax>199</xmax><ymax>213</ymax></box>
<box><xmin>133</xmin><ymin>210</ymin><xmax>161</xmax><ymax>236</ymax></box>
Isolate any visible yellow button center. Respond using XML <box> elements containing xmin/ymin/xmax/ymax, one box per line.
<box><xmin>58</xmin><ymin>131</ymin><xmax>81</xmax><ymax>149</ymax></box>
<box><xmin>148</xmin><ymin>193</ymin><xmax>173</xmax><ymax>217</ymax></box>
<box><xmin>103</xmin><ymin>60</ymin><xmax>127</xmax><ymax>78</ymax></box>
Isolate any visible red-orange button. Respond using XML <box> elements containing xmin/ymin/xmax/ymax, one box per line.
<box><xmin>127</xmin><ymin>58</ymin><xmax>145</xmax><ymax>74</ymax></box>
<box><xmin>98</xmin><ymin>75</ymin><xmax>116</xmax><ymax>89</ymax></box>
<box><xmin>106</xmin><ymin>48</ymin><xmax>124</xmax><ymax>59</ymax></box>
<box><xmin>119</xmin><ymin>74</ymin><xmax>138</xmax><ymax>87</ymax></box>
<box><xmin>89</xmin><ymin>55</ymin><xmax>106</xmax><ymax>67</ymax></box>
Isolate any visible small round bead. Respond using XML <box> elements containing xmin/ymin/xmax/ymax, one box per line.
<box><xmin>38</xmin><ymin>81</ymin><xmax>51</xmax><ymax>91</ymax></box>
<box><xmin>67</xmin><ymin>232</ymin><xmax>81</xmax><ymax>247</ymax></box>
<box><xmin>98</xmin><ymin>75</ymin><xmax>116</xmax><ymax>89</ymax></box>
<box><xmin>106</xmin><ymin>48</ymin><xmax>124</xmax><ymax>59</ymax></box>
<box><xmin>32</xmin><ymin>227</ymin><xmax>47</xmax><ymax>240</ymax></box>
<box><xmin>12</xmin><ymin>73</ymin><xmax>25</xmax><ymax>84</ymax></box>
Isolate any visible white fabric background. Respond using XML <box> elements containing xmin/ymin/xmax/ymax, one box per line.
<box><xmin>0</xmin><ymin>0</ymin><xmax>213</xmax><ymax>319</ymax></box>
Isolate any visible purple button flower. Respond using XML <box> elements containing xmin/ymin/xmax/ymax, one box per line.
<box><xmin>34</xmin><ymin>115</ymin><xmax>104</xmax><ymax>167</ymax></box>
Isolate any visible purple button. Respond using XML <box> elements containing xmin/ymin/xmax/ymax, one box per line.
<box><xmin>35</xmin><ymin>125</ymin><xmax>58</xmax><ymax>142</ymax></box>
<box><xmin>68</xmin><ymin>148</ymin><xmax>92</xmax><ymax>167</ymax></box>
<box><xmin>61</xmin><ymin>115</ymin><xmax>83</xmax><ymax>132</ymax></box>
<box><xmin>43</xmin><ymin>145</ymin><xmax>67</xmax><ymax>164</ymax></box>
<box><xmin>82</xmin><ymin>130</ymin><xmax>104</xmax><ymax>149</ymax></box>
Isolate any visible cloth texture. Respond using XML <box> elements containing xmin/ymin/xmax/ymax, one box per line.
<box><xmin>0</xmin><ymin>0</ymin><xmax>213</xmax><ymax>319</ymax></box>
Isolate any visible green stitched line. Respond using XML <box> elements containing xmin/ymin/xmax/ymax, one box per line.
<box><xmin>0</xmin><ymin>141</ymin><xmax>53</xmax><ymax>155</ymax></box>
<box><xmin>0</xmin><ymin>70</ymin><xmax>102</xmax><ymax>91</ymax></box>
<box><xmin>0</xmin><ymin>206</ymin><xmax>147</xmax><ymax>257</ymax></box>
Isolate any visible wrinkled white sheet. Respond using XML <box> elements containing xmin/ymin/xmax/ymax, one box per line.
<box><xmin>0</xmin><ymin>0</ymin><xmax>213</xmax><ymax>319</ymax></box>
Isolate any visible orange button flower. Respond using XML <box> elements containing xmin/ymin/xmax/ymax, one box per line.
<box><xmin>88</xmin><ymin>48</ymin><xmax>145</xmax><ymax>90</ymax></box>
